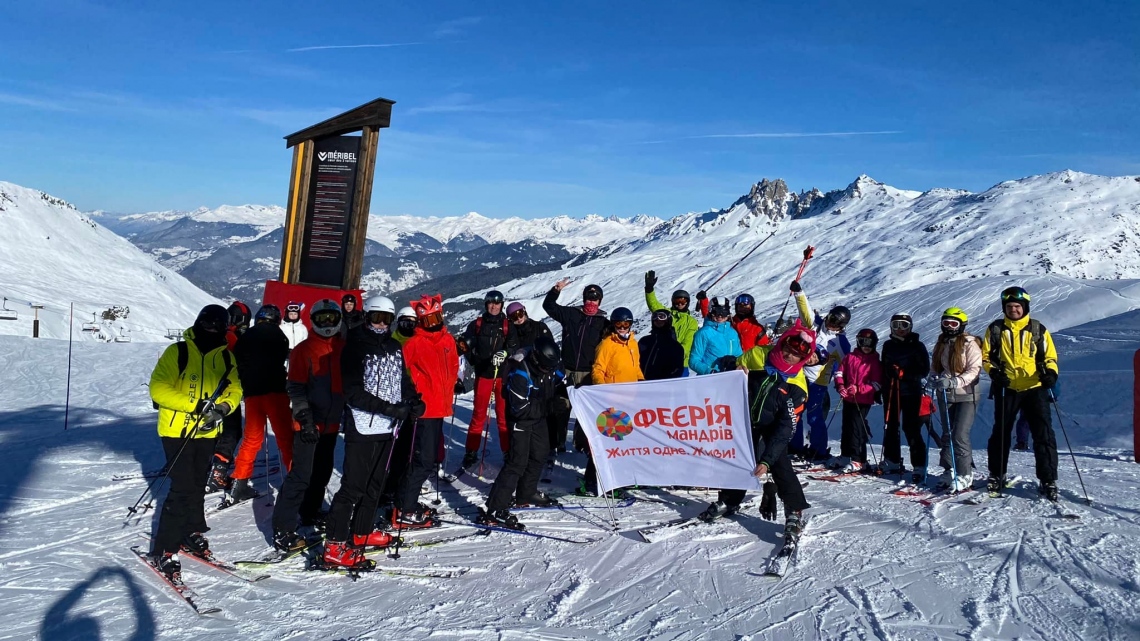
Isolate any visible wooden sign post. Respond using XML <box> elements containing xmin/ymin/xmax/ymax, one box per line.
<box><xmin>263</xmin><ymin>97</ymin><xmax>394</xmax><ymax>318</ymax></box>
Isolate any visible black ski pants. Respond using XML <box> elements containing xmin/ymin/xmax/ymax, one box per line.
<box><xmin>717</xmin><ymin>453</ymin><xmax>810</xmax><ymax>515</ymax></box>
<box><xmin>380</xmin><ymin>423</ymin><xmax>414</xmax><ymax>501</ymax></box>
<box><xmin>840</xmin><ymin>402</ymin><xmax>872</xmax><ymax>464</ymax></box>
<box><xmin>395</xmin><ymin>418</ymin><xmax>443</xmax><ymax>511</ymax></box>
<box><xmin>326</xmin><ymin>438</ymin><xmax>393</xmax><ymax>542</ymax></box>
<box><xmin>488</xmin><ymin>417</ymin><xmax>551</xmax><ymax>512</ymax></box>
<box><xmin>152</xmin><ymin>437</ymin><xmax>215</xmax><ymax>555</ymax></box>
<box><xmin>272</xmin><ymin>431</ymin><xmax>337</xmax><ymax>533</ymax></box>
<box><xmin>884</xmin><ymin>392</ymin><xmax>927</xmax><ymax>469</ymax></box>
<box><xmin>212</xmin><ymin>402</ymin><xmax>244</xmax><ymax>465</ymax></box>
<box><xmin>988</xmin><ymin>386</ymin><xmax>1058</xmax><ymax>482</ymax></box>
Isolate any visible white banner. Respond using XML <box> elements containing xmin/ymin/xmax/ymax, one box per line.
<box><xmin>568</xmin><ymin>371</ymin><xmax>761</xmax><ymax>493</ymax></box>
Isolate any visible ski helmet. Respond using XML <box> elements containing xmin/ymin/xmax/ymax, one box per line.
<box><xmin>309</xmin><ymin>299</ymin><xmax>343</xmax><ymax>338</ymax></box>
<box><xmin>397</xmin><ymin>306</ymin><xmax>416</xmax><ymax>320</ymax></box>
<box><xmin>484</xmin><ymin>290</ymin><xmax>505</xmax><ymax>306</ymax></box>
<box><xmin>1001</xmin><ymin>286</ymin><xmax>1030</xmax><ymax>314</ymax></box>
<box><xmin>583</xmin><ymin>284</ymin><xmax>603</xmax><ymax>302</ymax></box>
<box><xmin>284</xmin><ymin>302</ymin><xmax>303</xmax><ymax>323</ymax></box>
<box><xmin>941</xmin><ymin>307</ymin><xmax>968</xmax><ymax>336</ymax></box>
<box><xmin>735</xmin><ymin>293</ymin><xmax>755</xmax><ymax>308</ymax></box>
<box><xmin>411</xmin><ymin>294</ymin><xmax>445</xmax><ymax>330</ymax></box>
<box><xmin>890</xmin><ymin>313</ymin><xmax>913</xmax><ymax>333</ymax></box>
<box><xmin>825</xmin><ymin>305</ymin><xmax>851</xmax><ymax>330</ymax></box>
<box><xmin>363</xmin><ymin>296</ymin><xmax>395</xmax><ymax>326</ymax></box>
<box><xmin>855</xmin><ymin>328</ymin><xmax>878</xmax><ymax>349</ymax></box>
<box><xmin>506</xmin><ymin>302</ymin><xmax>526</xmax><ymax>320</ymax></box>
<box><xmin>396</xmin><ymin>306</ymin><xmax>417</xmax><ymax>337</ymax></box>
<box><xmin>228</xmin><ymin>301</ymin><xmax>251</xmax><ymax>328</ymax></box>
<box><xmin>195</xmin><ymin>304</ymin><xmax>229</xmax><ymax>334</ymax></box>
<box><xmin>708</xmin><ymin>297</ymin><xmax>731</xmax><ymax>318</ymax></box>
<box><xmin>341</xmin><ymin>293</ymin><xmax>358</xmax><ymax>311</ymax></box>
<box><xmin>651</xmin><ymin>309</ymin><xmax>671</xmax><ymax>326</ymax></box>
<box><xmin>529</xmin><ymin>334</ymin><xmax>562</xmax><ymax>373</ymax></box>
<box><xmin>610</xmin><ymin>307</ymin><xmax>634</xmax><ymax>323</ymax></box>
<box><xmin>776</xmin><ymin>319</ymin><xmax>816</xmax><ymax>360</ymax></box>
<box><xmin>254</xmin><ymin>304</ymin><xmax>281</xmax><ymax>326</ymax></box>
<box><xmin>671</xmin><ymin>290</ymin><xmax>690</xmax><ymax>308</ymax></box>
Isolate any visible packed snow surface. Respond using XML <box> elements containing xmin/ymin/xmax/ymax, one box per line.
<box><xmin>1</xmin><ymin>310</ymin><xmax>1138</xmax><ymax>639</ymax></box>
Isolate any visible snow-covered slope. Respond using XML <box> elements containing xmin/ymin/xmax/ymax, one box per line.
<box><xmin>101</xmin><ymin>204</ymin><xmax>286</xmax><ymax>233</ymax></box>
<box><xmin>448</xmin><ymin>171</ymin><xmax>1140</xmax><ymax>334</ymax></box>
<box><xmin>0</xmin><ymin>182</ymin><xmax>218</xmax><ymax>341</ymax></box>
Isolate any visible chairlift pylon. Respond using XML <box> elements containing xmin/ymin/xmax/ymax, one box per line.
<box><xmin>0</xmin><ymin>297</ymin><xmax>18</xmax><ymax>321</ymax></box>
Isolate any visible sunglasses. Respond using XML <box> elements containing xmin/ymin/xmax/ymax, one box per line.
<box><xmin>366</xmin><ymin>310</ymin><xmax>394</xmax><ymax>326</ymax></box>
<box><xmin>890</xmin><ymin>319</ymin><xmax>912</xmax><ymax>331</ymax></box>
<box><xmin>612</xmin><ymin>320</ymin><xmax>632</xmax><ymax>330</ymax></box>
<box><xmin>509</xmin><ymin>309</ymin><xmax>527</xmax><ymax>321</ymax></box>
<box><xmin>311</xmin><ymin>310</ymin><xmax>342</xmax><ymax>328</ymax></box>
<box><xmin>941</xmin><ymin>318</ymin><xmax>962</xmax><ymax>331</ymax></box>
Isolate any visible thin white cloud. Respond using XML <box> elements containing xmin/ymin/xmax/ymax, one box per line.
<box><xmin>639</xmin><ymin>131</ymin><xmax>903</xmax><ymax>144</ymax></box>
<box><xmin>0</xmin><ymin>92</ymin><xmax>74</xmax><ymax>112</ymax></box>
<box><xmin>434</xmin><ymin>16</ymin><xmax>482</xmax><ymax>38</ymax></box>
<box><xmin>287</xmin><ymin>43</ymin><xmax>421</xmax><ymax>52</ymax></box>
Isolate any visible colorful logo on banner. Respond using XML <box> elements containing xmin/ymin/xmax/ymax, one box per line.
<box><xmin>596</xmin><ymin>407</ymin><xmax>634</xmax><ymax>440</ymax></box>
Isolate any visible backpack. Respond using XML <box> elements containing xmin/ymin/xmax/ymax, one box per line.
<box><xmin>475</xmin><ymin>316</ymin><xmax>510</xmax><ymax>342</ymax></box>
<box><xmin>986</xmin><ymin>318</ymin><xmax>1047</xmax><ymax>375</ymax></box>
<box><xmin>152</xmin><ymin>341</ymin><xmax>234</xmax><ymax>410</ymax></box>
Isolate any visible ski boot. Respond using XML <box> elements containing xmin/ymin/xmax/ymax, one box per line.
<box><xmin>151</xmin><ymin>551</ymin><xmax>183</xmax><ymax>584</ymax></box>
<box><xmin>698</xmin><ymin>501</ymin><xmax>738</xmax><ymax>523</ymax></box>
<box><xmin>515</xmin><ymin>492</ymin><xmax>560</xmax><ymax>508</ymax></box>
<box><xmin>180</xmin><ymin>532</ymin><xmax>211</xmax><ymax>559</ymax></box>
<box><xmin>951</xmin><ymin>473</ymin><xmax>973</xmax><ymax>493</ymax></box>
<box><xmin>273</xmin><ymin>530</ymin><xmax>309</xmax><ymax>554</ymax></box>
<box><xmin>461</xmin><ymin>451</ymin><xmax>479</xmax><ymax>468</ymax></box>
<box><xmin>1039</xmin><ymin>480</ymin><xmax>1059</xmax><ymax>502</ymax></box>
<box><xmin>936</xmin><ymin>470</ymin><xmax>953</xmax><ymax>490</ymax></box>
<box><xmin>879</xmin><ymin>460</ymin><xmax>905</xmax><ymax>475</ymax></box>
<box><xmin>228</xmin><ymin>478</ymin><xmax>260</xmax><ymax>503</ymax></box>
<box><xmin>353</xmin><ymin>529</ymin><xmax>397</xmax><ymax>549</ymax></box>
<box><xmin>1013</xmin><ymin>441</ymin><xmax>1030</xmax><ymax>451</ymax></box>
<box><xmin>783</xmin><ymin>511</ymin><xmax>805</xmax><ymax>544</ymax></box>
<box><xmin>841</xmin><ymin>460</ymin><xmax>864</xmax><ymax>474</ymax></box>
<box><xmin>477</xmin><ymin>507</ymin><xmax>524</xmax><ymax>530</ymax></box>
<box><xmin>825</xmin><ymin>455</ymin><xmax>849</xmax><ymax>470</ymax></box>
<box><xmin>204</xmin><ymin>457</ymin><xmax>232</xmax><ymax>493</ymax></box>
<box><xmin>911</xmin><ymin>468</ymin><xmax>927</xmax><ymax>485</ymax></box>
<box><xmin>391</xmin><ymin>504</ymin><xmax>439</xmax><ymax>530</ymax></box>
<box><xmin>321</xmin><ymin>541</ymin><xmax>374</xmax><ymax>570</ymax></box>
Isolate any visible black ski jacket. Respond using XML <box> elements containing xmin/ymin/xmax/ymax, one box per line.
<box><xmin>881</xmin><ymin>332</ymin><xmax>931</xmax><ymax>398</ymax></box>
<box><xmin>748</xmin><ymin>369</ymin><xmax>808</xmax><ymax>468</ymax></box>
<box><xmin>542</xmin><ymin>287</ymin><xmax>609</xmax><ymax>373</ymax></box>
<box><xmin>233</xmin><ymin>323</ymin><xmax>290</xmax><ymax>397</ymax></box>
<box><xmin>638</xmin><ymin>326</ymin><xmax>685</xmax><ymax>380</ymax></box>
<box><xmin>509</xmin><ymin>318</ymin><xmax>554</xmax><ymax>352</ymax></box>
<box><xmin>505</xmin><ymin>359</ymin><xmax>559</xmax><ymax>424</ymax></box>
<box><xmin>341</xmin><ymin>325</ymin><xmax>417</xmax><ymax>443</ymax></box>
<box><xmin>463</xmin><ymin>312</ymin><xmax>517</xmax><ymax>379</ymax></box>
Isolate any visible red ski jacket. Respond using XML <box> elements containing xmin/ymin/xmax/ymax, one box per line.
<box><xmin>403</xmin><ymin>328</ymin><xmax>460</xmax><ymax>419</ymax></box>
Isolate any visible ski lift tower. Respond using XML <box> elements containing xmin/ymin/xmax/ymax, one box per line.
<box><xmin>262</xmin><ymin>97</ymin><xmax>394</xmax><ymax>318</ymax></box>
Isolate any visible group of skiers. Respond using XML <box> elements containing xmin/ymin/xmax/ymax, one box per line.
<box><xmin>145</xmin><ymin>272</ymin><xmax>1062</xmax><ymax>581</ymax></box>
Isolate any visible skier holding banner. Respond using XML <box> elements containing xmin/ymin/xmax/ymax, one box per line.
<box><xmin>701</xmin><ymin>320</ymin><xmax>814</xmax><ymax>544</ymax></box>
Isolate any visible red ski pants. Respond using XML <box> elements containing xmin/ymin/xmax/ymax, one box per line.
<box><xmin>465</xmin><ymin>376</ymin><xmax>509</xmax><ymax>453</ymax></box>
<box><xmin>234</xmin><ymin>392</ymin><xmax>294</xmax><ymax>479</ymax></box>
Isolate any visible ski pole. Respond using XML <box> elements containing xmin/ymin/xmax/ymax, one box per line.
<box><xmin>855</xmin><ymin>405</ymin><xmax>879</xmax><ymax>469</ymax></box>
<box><xmin>1050</xmin><ymin>390</ymin><xmax>1090</xmax><ymax>504</ymax></box>
<box><xmin>700</xmin><ymin>230</ymin><xmax>778</xmax><ymax>292</ymax></box>
<box><xmin>435</xmin><ymin>392</ymin><xmax>460</xmax><ymax>506</ymax></box>
<box><xmin>127</xmin><ymin>378</ymin><xmax>231</xmax><ymax>516</ymax></box>
<box><xmin>772</xmin><ymin>246</ymin><xmax>815</xmax><ymax>334</ymax></box>
<box><xmin>937</xmin><ymin>385</ymin><xmax>958</xmax><ymax>489</ymax></box>
<box><xmin>388</xmin><ymin>416</ymin><xmax>421</xmax><ymax>561</ymax></box>
<box><xmin>997</xmin><ymin>385</ymin><xmax>1006</xmax><ymax>498</ymax></box>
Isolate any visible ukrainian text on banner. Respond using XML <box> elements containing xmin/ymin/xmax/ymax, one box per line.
<box><xmin>568</xmin><ymin>371</ymin><xmax>761</xmax><ymax>493</ymax></box>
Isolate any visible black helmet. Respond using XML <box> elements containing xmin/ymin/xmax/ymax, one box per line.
<box><xmin>227</xmin><ymin>301</ymin><xmax>251</xmax><ymax>328</ymax></box>
<box><xmin>709</xmin><ymin>297</ymin><xmax>731</xmax><ymax>318</ymax></box>
<box><xmin>825</xmin><ymin>305</ymin><xmax>851</xmax><ymax>330</ymax></box>
<box><xmin>254</xmin><ymin>304</ymin><xmax>282</xmax><ymax>325</ymax></box>
<box><xmin>583</xmin><ymin>284</ymin><xmax>603</xmax><ymax>302</ymax></box>
<box><xmin>671</xmin><ymin>290</ymin><xmax>690</xmax><ymax>304</ymax></box>
<box><xmin>529</xmin><ymin>335</ymin><xmax>562</xmax><ymax>372</ymax></box>
<box><xmin>484</xmin><ymin>290</ymin><xmax>505</xmax><ymax>305</ymax></box>
<box><xmin>1001</xmin><ymin>286</ymin><xmax>1030</xmax><ymax>314</ymax></box>
<box><xmin>611</xmin><ymin>307</ymin><xmax>634</xmax><ymax>323</ymax></box>
<box><xmin>855</xmin><ymin>328</ymin><xmax>878</xmax><ymax>349</ymax></box>
<box><xmin>196</xmin><ymin>304</ymin><xmax>229</xmax><ymax>334</ymax></box>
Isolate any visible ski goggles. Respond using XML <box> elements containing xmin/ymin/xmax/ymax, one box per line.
<box><xmin>890</xmin><ymin>319</ymin><xmax>912</xmax><ymax>331</ymax></box>
<box><xmin>940</xmin><ymin>317</ymin><xmax>962</xmax><ymax>332</ymax></box>
<box><xmin>366</xmin><ymin>310</ymin><xmax>395</xmax><ymax>326</ymax></box>
<box><xmin>417</xmin><ymin>311</ymin><xmax>444</xmax><ymax>328</ymax></box>
<box><xmin>652</xmin><ymin>310</ymin><xmax>671</xmax><ymax>322</ymax></box>
<box><xmin>509</xmin><ymin>308</ymin><xmax>527</xmax><ymax>321</ymax></box>
<box><xmin>198</xmin><ymin>316</ymin><xmax>226</xmax><ymax>334</ymax></box>
<box><xmin>781</xmin><ymin>335</ymin><xmax>811</xmax><ymax>358</ymax></box>
<box><xmin>671</xmin><ymin>297</ymin><xmax>689</xmax><ymax>308</ymax></box>
<box><xmin>311</xmin><ymin>309</ymin><xmax>342</xmax><ymax>329</ymax></box>
<box><xmin>612</xmin><ymin>320</ymin><xmax>633</xmax><ymax>331</ymax></box>
<box><xmin>285</xmin><ymin>304</ymin><xmax>302</xmax><ymax>314</ymax></box>
<box><xmin>856</xmin><ymin>336</ymin><xmax>876</xmax><ymax>348</ymax></box>
<box><xmin>397</xmin><ymin>317</ymin><xmax>417</xmax><ymax>332</ymax></box>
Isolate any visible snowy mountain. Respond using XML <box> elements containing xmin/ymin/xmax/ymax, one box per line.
<box><xmin>448</xmin><ymin>171</ymin><xmax>1140</xmax><ymax>335</ymax></box>
<box><xmin>0</xmin><ymin>182</ymin><xmax>218</xmax><ymax>341</ymax></box>
<box><xmin>98</xmin><ymin>206</ymin><xmax>662</xmax><ymax>303</ymax></box>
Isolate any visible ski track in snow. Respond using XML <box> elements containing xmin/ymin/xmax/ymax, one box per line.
<box><xmin>4</xmin><ymin>311</ymin><xmax>1140</xmax><ymax>639</ymax></box>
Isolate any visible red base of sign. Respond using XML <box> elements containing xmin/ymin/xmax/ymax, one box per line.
<box><xmin>262</xmin><ymin>280</ymin><xmax>363</xmax><ymax>325</ymax></box>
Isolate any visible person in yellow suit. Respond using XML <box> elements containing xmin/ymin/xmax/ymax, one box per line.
<box><xmin>578</xmin><ymin>307</ymin><xmax>643</xmax><ymax>497</ymax></box>
<box><xmin>981</xmin><ymin>286</ymin><xmax>1060</xmax><ymax>501</ymax></box>
<box><xmin>146</xmin><ymin>304</ymin><xmax>243</xmax><ymax>583</ymax></box>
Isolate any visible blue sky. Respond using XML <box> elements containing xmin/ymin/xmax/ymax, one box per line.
<box><xmin>1</xmin><ymin>1</ymin><xmax>1137</xmax><ymax>218</ymax></box>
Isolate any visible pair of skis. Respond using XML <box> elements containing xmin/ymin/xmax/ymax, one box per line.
<box><xmin>130</xmin><ymin>539</ymin><xmax>269</xmax><ymax>615</ymax></box>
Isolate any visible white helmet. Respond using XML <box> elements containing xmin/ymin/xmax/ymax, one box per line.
<box><xmin>397</xmin><ymin>306</ymin><xmax>416</xmax><ymax>320</ymax></box>
<box><xmin>309</xmin><ymin>299</ymin><xmax>343</xmax><ymax>338</ymax></box>
<box><xmin>363</xmin><ymin>296</ymin><xmax>395</xmax><ymax>315</ymax></box>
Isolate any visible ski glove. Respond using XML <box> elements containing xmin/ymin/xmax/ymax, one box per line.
<box><xmin>644</xmin><ymin>270</ymin><xmax>657</xmax><ymax>293</ymax></box>
<box><xmin>492</xmin><ymin>350</ymin><xmax>508</xmax><ymax>367</ymax></box>
<box><xmin>931</xmin><ymin>376</ymin><xmax>956</xmax><ymax>390</ymax></box>
<box><xmin>295</xmin><ymin>408</ymin><xmax>319</xmax><ymax>444</ymax></box>
<box><xmin>696</xmin><ymin>290</ymin><xmax>708</xmax><ymax>302</ymax></box>
<box><xmin>200</xmin><ymin>409</ymin><xmax>226</xmax><ymax>433</ymax></box>
<box><xmin>454</xmin><ymin>379</ymin><xmax>466</xmax><ymax>395</ymax></box>
<box><xmin>873</xmin><ymin>391</ymin><xmax>883</xmax><ymax>406</ymax></box>
<box><xmin>837</xmin><ymin>386</ymin><xmax>851</xmax><ymax>401</ymax></box>
<box><xmin>989</xmin><ymin>368</ymin><xmax>1010</xmax><ymax>388</ymax></box>
<box><xmin>713</xmin><ymin>355</ymin><xmax>739</xmax><ymax>373</ymax></box>
<box><xmin>759</xmin><ymin>481</ymin><xmax>778</xmax><ymax>521</ymax></box>
<box><xmin>789</xmin><ymin>280</ymin><xmax>802</xmax><ymax>293</ymax></box>
<box><xmin>194</xmin><ymin>398</ymin><xmax>216</xmax><ymax>415</ymax></box>
<box><xmin>1038</xmin><ymin>369</ymin><xmax>1058</xmax><ymax>389</ymax></box>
